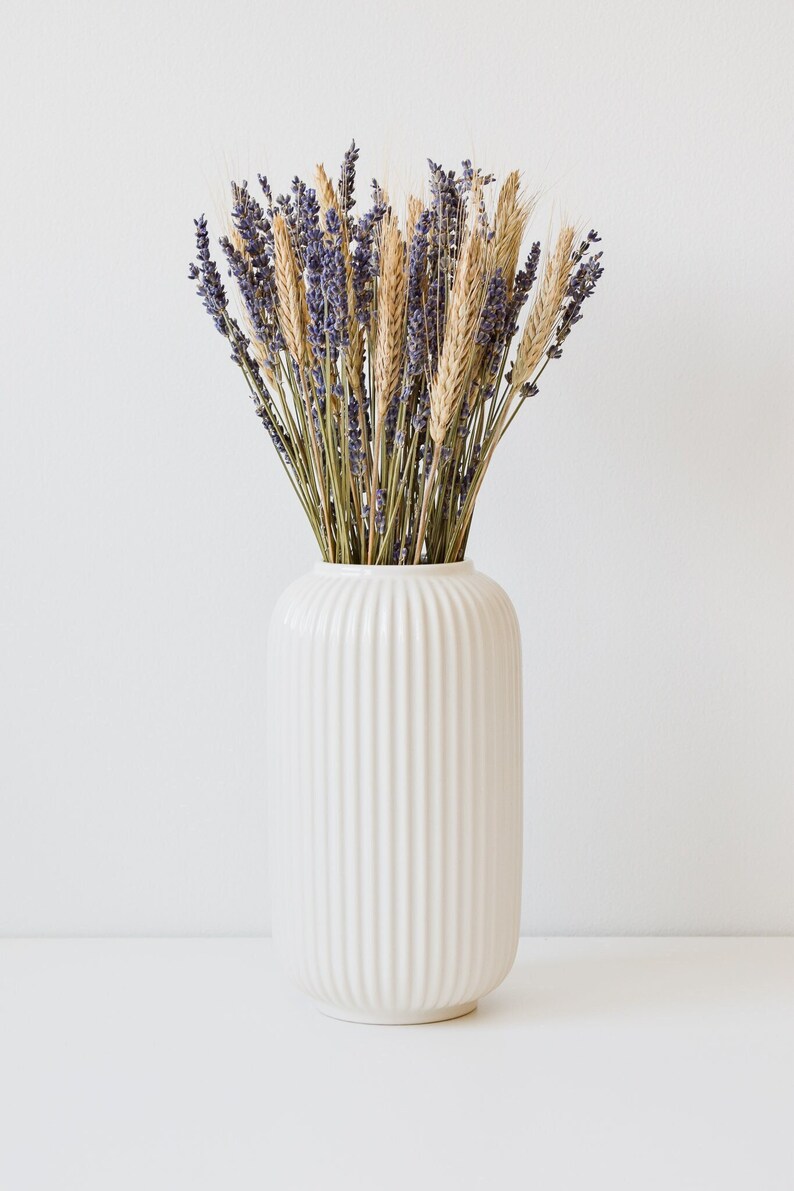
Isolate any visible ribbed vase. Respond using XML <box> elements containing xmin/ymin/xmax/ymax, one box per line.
<box><xmin>267</xmin><ymin>560</ymin><xmax>522</xmax><ymax>1024</ymax></box>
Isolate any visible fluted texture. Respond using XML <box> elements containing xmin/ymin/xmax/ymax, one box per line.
<box><xmin>267</xmin><ymin>561</ymin><xmax>522</xmax><ymax>1023</ymax></box>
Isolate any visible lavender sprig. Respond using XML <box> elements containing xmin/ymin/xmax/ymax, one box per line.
<box><xmin>322</xmin><ymin>208</ymin><xmax>350</xmax><ymax>353</ymax></box>
<box><xmin>190</xmin><ymin>216</ymin><xmax>228</xmax><ymax>335</ymax></box>
<box><xmin>338</xmin><ymin>140</ymin><xmax>359</xmax><ymax>220</ymax></box>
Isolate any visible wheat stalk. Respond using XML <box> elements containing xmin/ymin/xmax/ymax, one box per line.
<box><xmin>272</xmin><ymin>210</ymin><xmax>337</xmax><ymax>558</ymax></box>
<box><xmin>428</xmin><ymin>223</ymin><xmax>487</xmax><ymax>445</ymax></box>
<box><xmin>366</xmin><ymin>212</ymin><xmax>407</xmax><ymax>560</ymax></box>
<box><xmin>493</xmin><ymin>171</ymin><xmax>533</xmax><ymax>296</ymax></box>
<box><xmin>442</xmin><ymin>225</ymin><xmax>579</xmax><ymax>563</ymax></box>
<box><xmin>512</xmin><ymin>225</ymin><xmax>576</xmax><ymax>387</ymax></box>
<box><xmin>406</xmin><ymin>195</ymin><xmax>424</xmax><ymax>248</ymax></box>
<box><xmin>410</xmin><ymin>214</ymin><xmax>489</xmax><ymax>563</ymax></box>
<box><xmin>374</xmin><ymin>213</ymin><xmax>406</xmax><ymax>418</ymax></box>
<box><xmin>316</xmin><ymin>163</ymin><xmax>365</xmax><ymax>397</ymax></box>
<box><xmin>272</xmin><ymin>212</ymin><xmax>307</xmax><ymax>362</ymax></box>
<box><xmin>316</xmin><ymin>164</ymin><xmax>345</xmax><ymax>236</ymax></box>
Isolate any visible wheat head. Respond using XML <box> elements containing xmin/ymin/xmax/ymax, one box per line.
<box><xmin>493</xmin><ymin>170</ymin><xmax>533</xmax><ymax>296</ymax></box>
<box><xmin>374</xmin><ymin>213</ymin><xmax>406</xmax><ymax>419</ymax></box>
<box><xmin>272</xmin><ymin>212</ymin><xmax>307</xmax><ymax>363</ymax></box>
<box><xmin>512</xmin><ymin>225</ymin><xmax>576</xmax><ymax>387</ymax></box>
<box><xmin>428</xmin><ymin>225</ymin><xmax>487</xmax><ymax>445</ymax></box>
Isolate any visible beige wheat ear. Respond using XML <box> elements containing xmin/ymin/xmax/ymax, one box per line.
<box><xmin>428</xmin><ymin>225</ymin><xmax>488</xmax><ymax>445</ymax></box>
<box><xmin>272</xmin><ymin>212</ymin><xmax>307</xmax><ymax>363</ymax></box>
<box><xmin>512</xmin><ymin>225</ymin><xmax>576</xmax><ymax>387</ymax></box>
<box><xmin>315</xmin><ymin>163</ymin><xmax>346</xmax><ymax>239</ymax></box>
<box><xmin>406</xmin><ymin>195</ymin><xmax>424</xmax><ymax>248</ymax></box>
<box><xmin>366</xmin><ymin>212</ymin><xmax>406</xmax><ymax>561</ymax></box>
<box><xmin>274</xmin><ymin>212</ymin><xmax>335</xmax><ymax>556</ymax></box>
<box><xmin>493</xmin><ymin>170</ymin><xmax>533</xmax><ymax>296</ymax></box>
<box><xmin>345</xmin><ymin>300</ymin><xmax>365</xmax><ymax>401</ymax></box>
<box><xmin>374</xmin><ymin>213</ymin><xmax>407</xmax><ymax>418</ymax></box>
<box><xmin>315</xmin><ymin>165</ymin><xmax>366</xmax><ymax>396</ymax></box>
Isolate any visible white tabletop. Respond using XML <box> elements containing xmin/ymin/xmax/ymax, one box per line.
<box><xmin>1</xmin><ymin>937</ymin><xmax>792</xmax><ymax>1190</ymax></box>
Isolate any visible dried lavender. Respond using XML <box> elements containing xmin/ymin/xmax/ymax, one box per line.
<box><xmin>506</xmin><ymin>242</ymin><xmax>541</xmax><ymax>334</ymax></box>
<box><xmin>476</xmin><ymin>270</ymin><xmax>508</xmax><ymax>352</ymax></box>
<box><xmin>351</xmin><ymin>199</ymin><xmax>385</xmax><ymax>329</ymax></box>
<box><xmin>321</xmin><ymin>208</ymin><xmax>349</xmax><ymax>353</ymax></box>
<box><xmin>374</xmin><ymin>488</ymin><xmax>386</xmax><ymax>534</ymax></box>
<box><xmin>304</xmin><ymin>190</ymin><xmax>326</xmax><ymax>361</ymax></box>
<box><xmin>338</xmin><ymin>140</ymin><xmax>359</xmax><ymax>222</ymax></box>
<box><xmin>406</xmin><ymin>209</ymin><xmax>431</xmax><ymax>375</ymax></box>
<box><xmin>191</xmin><ymin>215</ymin><xmax>229</xmax><ymax>335</ymax></box>
<box><xmin>189</xmin><ymin>146</ymin><xmax>604</xmax><ymax>564</ymax></box>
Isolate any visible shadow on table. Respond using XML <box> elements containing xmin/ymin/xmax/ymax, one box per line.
<box><xmin>452</xmin><ymin>939</ymin><xmax>793</xmax><ymax>1026</ymax></box>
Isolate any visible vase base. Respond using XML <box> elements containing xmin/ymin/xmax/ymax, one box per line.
<box><xmin>313</xmin><ymin>1000</ymin><xmax>478</xmax><ymax>1026</ymax></box>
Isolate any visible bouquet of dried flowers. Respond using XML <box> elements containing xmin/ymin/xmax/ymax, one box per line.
<box><xmin>189</xmin><ymin>143</ymin><xmax>603</xmax><ymax>564</ymax></box>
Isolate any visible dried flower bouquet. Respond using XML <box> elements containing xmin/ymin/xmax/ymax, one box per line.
<box><xmin>189</xmin><ymin>143</ymin><xmax>603</xmax><ymax>564</ymax></box>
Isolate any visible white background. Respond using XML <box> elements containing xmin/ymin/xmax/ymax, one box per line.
<box><xmin>1</xmin><ymin>0</ymin><xmax>792</xmax><ymax>937</ymax></box>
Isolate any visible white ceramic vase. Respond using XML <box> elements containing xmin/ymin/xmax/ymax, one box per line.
<box><xmin>267</xmin><ymin>560</ymin><xmax>522</xmax><ymax>1024</ymax></box>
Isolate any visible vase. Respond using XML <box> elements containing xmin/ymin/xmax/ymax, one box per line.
<box><xmin>267</xmin><ymin>560</ymin><xmax>522</xmax><ymax>1024</ymax></box>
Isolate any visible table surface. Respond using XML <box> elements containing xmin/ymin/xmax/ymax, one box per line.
<box><xmin>1</xmin><ymin>937</ymin><xmax>792</xmax><ymax>1190</ymax></box>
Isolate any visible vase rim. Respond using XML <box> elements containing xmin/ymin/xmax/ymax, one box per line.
<box><xmin>313</xmin><ymin>559</ymin><xmax>474</xmax><ymax>577</ymax></box>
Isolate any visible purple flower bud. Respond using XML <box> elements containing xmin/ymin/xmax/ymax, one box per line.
<box><xmin>191</xmin><ymin>215</ymin><xmax>229</xmax><ymax>335</ymax></box>
<box><xmin>506</xmin><ymin>242</ymin><xmax>540</xmax><ymax>336</ymax></box>
<box><xmin>338</xmin><ymin>140</ymin><xmax>359</xmax><ymax>219</ymax></box>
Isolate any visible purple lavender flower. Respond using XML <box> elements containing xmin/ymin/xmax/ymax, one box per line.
<box><xmin>226</xmin><ymin>183</ymin><xmax>285</xmax><ymax>363</ymax></box>
<box><xmin>347</xmin><ymin>396</ymin><xmax>365</xmax><ymax>476</ymax></box>
<box><xmin>425</xmin><ymin>276</ymin><xmax>447</xmax><ymax>371</ymax></box>
<box><xmin>351</xmin><ymin>194</ymin><xmax>386</xmax><ymax>329</ymax></box>
<box><xmin>406</xmin><ymin>307</ymin><xmax>427</xmax><ymax>378</ymax></box>
<box><xmin>273</xmin><ymin>186</ymin><xmax>302</xmax><ymax>248</ymax></box>
<box><xmin>384</xmin><ymin>396</ymin><xmax>401</xmax><ymax>455</ymax></box>
<box><xmin>289</xmin><ymin>177</ymin><xmax>314</xmax><ymax>263</ymax></box>
<box><xmin>256</xmin><ymin>401</ymin><xmax>294</xmax><ymax>464</ymax></box>
<box><xmin>411</xmin><ymin>386</ymin><xmax>430</xmax><ymax>432</ymax></box>
<box><xmin>338</xmin><ymin>140</ymin><xmax>359</xmax><ymax>219</ymax></box>
<box><xmin>374</xmin><ymin>488</ymin><xmax>387</xmax><ymax>534</ymax></box>
<box><xmin>505</xmin><ymin>242</ymin><xmax>541</xmax><ymax>335</ymax></box>
<box><xmin>310</xmin><ymin>365</ymin><xmax>327</xmax><ymax>407</ymax></box>
<box><xmin>257</xmin><ymin>174</ymin><xmax>274</xmax><ymax>215</ymax></box>
<box><xmin>303</xmin><ymin>190</ymin><xmax>326</xmax><ymax>359</ymax></box>
<box><xmin>191</xmin><ymin>217</ymin><xmax>295</xmax><ymax>461</ymax></box>
<box><xmin>428</xmin><ymin>159</ymin><xmax>460</xmax><ymax>220</ymax></box>
<box><xmin>406</xmin><ymin>208</ymin><xmax>431</xmax><ymax>375</ymax></box>
<box><xmin>475</xmin><ymin>269</ymin><xmax>509</xmax><ymax>377</ymax></box>
<box><xmin>458</xmin><ymin>443</ymin><xmax>481</xmax><ymax>510</ymax></box>
<box><xmin>392</xmin><ymin>539</ymin><xmax>409</xmax><ymax>564</ymax></box>
<box><xmin>457</xmin><ymin>397</ymin><xmax>470</xmax><ymax>438</ymax></box>
<box><xmin>219</xmin><ymin>235</ymin><xmax>266</xmax><ymax>340</ymax></box>
<box><xmin>190</xmin><ymin>215</ymin><xmax>229</xmax><ymax>335</ymax></box>
<box><xmin>457</xmin><ymin>159</ymin><xmax>495</xmax><ymax>195</ymax></box>
<box><xmin>476</xmin><ymin>269</ymin><xmax>508</xmax><ymax>349</ymax></box>
<box><xmin>230</xmin><ymin>182</ymin><xmax>276</xmax><ymax>306</ymax></box>
<box><xmin>322</xmin><ymin>207</ymin><xmax>349</xmax><ymax>352</ymax></box>
<box><xmin>423</xmin><ymin>159</ymin><xmax>464</xmax><ymax>366</ymax></box>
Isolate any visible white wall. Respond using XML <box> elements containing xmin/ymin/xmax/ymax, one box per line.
<box><xmin>1</xmin><ymin>0</ymin><xmax>792</xmax><ymax>936</ymax></box>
